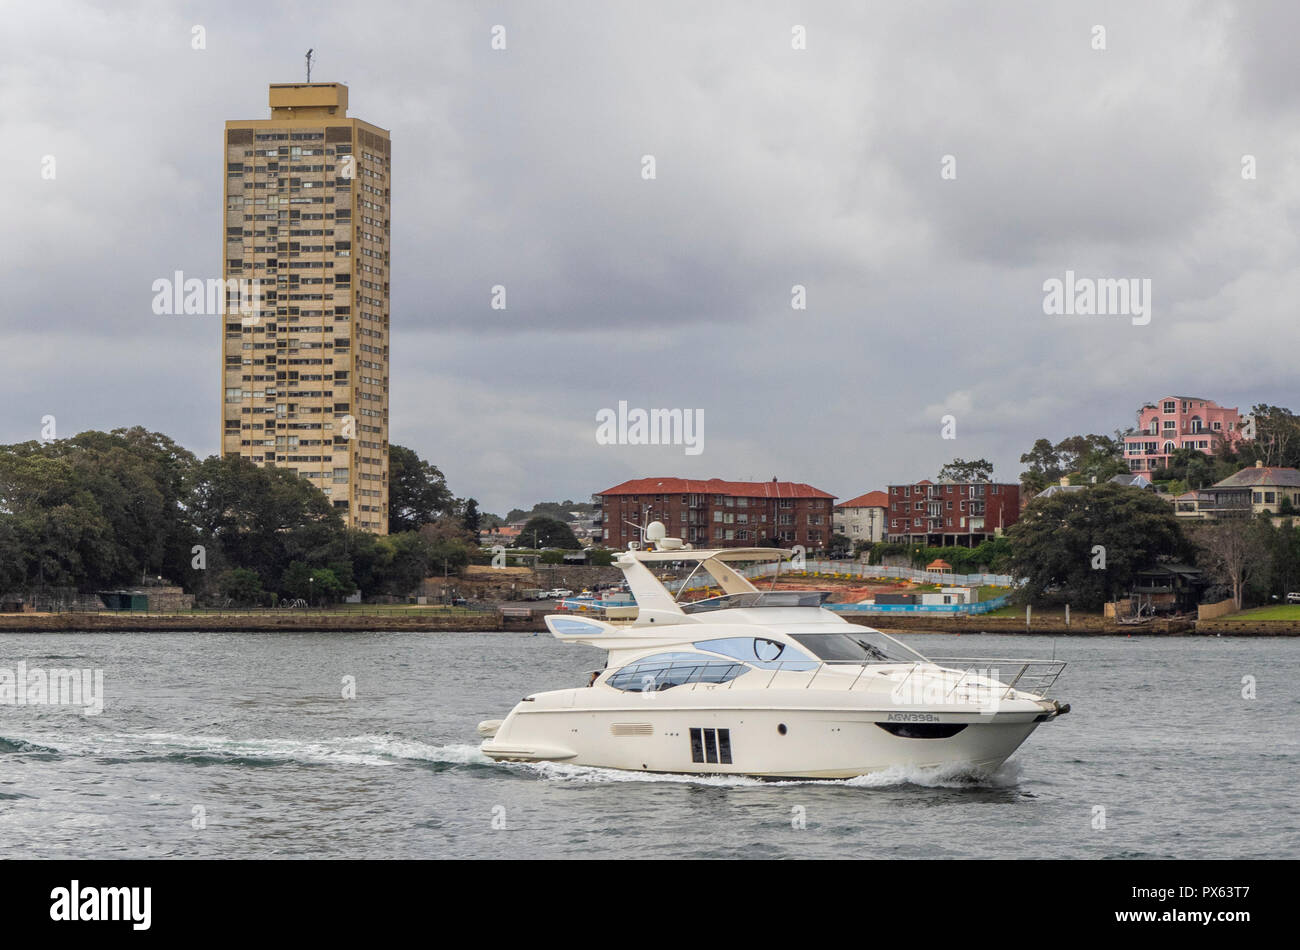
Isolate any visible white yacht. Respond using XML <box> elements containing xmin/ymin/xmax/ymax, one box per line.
<box><xmin>479</xmin><ymin>525</ymin><xmax>1069</xmax><ymax>780</ymax></box>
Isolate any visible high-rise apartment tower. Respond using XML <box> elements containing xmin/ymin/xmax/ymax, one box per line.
<box><xmin>222</xmin><ymin>83</ymin><xmax>390</xmax><ymax>532</ymax></box>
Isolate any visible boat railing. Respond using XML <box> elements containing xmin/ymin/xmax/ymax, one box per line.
<box><xmin>588</xmin><ymin>656</ymin><xmax>1065</xmax><ymax>699</ymax></box>
<box><xmin>900</xmin><ymin>657</ymin><xmax>1066</xmax><ymax>700</ymax></box>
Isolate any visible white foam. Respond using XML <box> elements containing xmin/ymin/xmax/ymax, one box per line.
<box><xmin>497</xmin><ymin>757</ymin><xmax>1021</xmax><ymax>789</ymax></box>
<box><xmin>2</xmin><ymin>732</ymin><xmax>492</xmax><ymax>769</ymax></box>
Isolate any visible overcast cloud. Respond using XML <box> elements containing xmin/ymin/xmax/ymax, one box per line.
<box><xmin>3</xmin><ymin>1</ymin><xmax>1298</xmax><ymax>514</ymax></box>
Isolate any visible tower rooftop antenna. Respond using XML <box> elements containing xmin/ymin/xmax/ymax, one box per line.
<box><xmin>305</xmin><ymin>49</ymin><xmax>314</xmax><ymax>83</ymax></box>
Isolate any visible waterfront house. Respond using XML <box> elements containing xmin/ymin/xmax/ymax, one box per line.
<box><xmin>1122</xmin><ymin>396</ymin><xmax>1249</xmax><ymax>477</ymax></box>
<box><xmin>1173</xmin><ymin>461</ymin><xmax>1300</xmax><ymax>520</ymax></box>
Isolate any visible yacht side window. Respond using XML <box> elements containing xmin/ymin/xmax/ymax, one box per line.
<box><xmin>606</xmin><ymin>653</ymin><xmax>749</xmax><ymax>691</ymax></box>
<box><xmin>693</xmin><ymin>637</ymin><xmax>817</xmax><ymax>670</ymax></box>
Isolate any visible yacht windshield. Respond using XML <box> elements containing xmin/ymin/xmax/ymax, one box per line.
<box><xmin>680</xmin><ymin>591</ymin><xmax>832</xmax><ymax>613</ymax></box>
<box><xmin>789</xmin><ymin>632</ymin><xmax>928</xmax><ymax>664</ymax></box>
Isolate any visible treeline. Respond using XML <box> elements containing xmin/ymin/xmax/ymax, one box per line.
<box><xmin>0</xmin><ymin>428</ymin><xmax>477</xmax><ymax>605</ymax></box>
<box><xmin>1008</xmin><ymin>482</ymin><xmax>1300</xmax><ymax>610</ymax></box>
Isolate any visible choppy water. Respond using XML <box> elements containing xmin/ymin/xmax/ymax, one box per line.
<box><xmin>0</xmin><ymin>631</ymin><xmax>1296</xmax><ymax>858</ymax></box>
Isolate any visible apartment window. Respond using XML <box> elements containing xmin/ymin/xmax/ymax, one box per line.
<box><xmin>1163</xmin><ymin>401</ymin><xmax>1176</xmax><ymax>413</ymax></box>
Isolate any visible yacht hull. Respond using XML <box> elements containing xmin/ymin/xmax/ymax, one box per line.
<box><xmin>480</xmin><ymin>698</ymin><xmax>1048</xmax><ymax>779</ymax></box>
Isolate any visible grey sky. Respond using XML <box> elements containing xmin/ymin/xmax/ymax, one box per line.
<box><xmin>3</xmin><ymin>1</ymin><xmax>1297</xmax><ymax>515</ymax></box>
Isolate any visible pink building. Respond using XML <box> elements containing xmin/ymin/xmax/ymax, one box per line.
<box><xmin>1123</xmin><ymin>396</ymin><xmax>1249</xmax><ymax>476</ymax></box>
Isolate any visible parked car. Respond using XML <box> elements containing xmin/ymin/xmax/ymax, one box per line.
<box><xmin>548</xmin><ymin>588</ymin><xmax>574</xmax><ymax>599</ymax></box>
<box><xmin>1286</xmin><ymin>592</ymin><xmax>1300</xmax><ymax>604</ymax></box>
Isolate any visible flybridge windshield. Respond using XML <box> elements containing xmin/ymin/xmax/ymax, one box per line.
<box><xmin>789</xmin><ymin>632</ymin><xmax>929</xmax><ymax>664</ymax></box>
<box><xmin>679</xmin><ymin>591</ymin><xmax>833</xmax><ymax>613</ymax></box>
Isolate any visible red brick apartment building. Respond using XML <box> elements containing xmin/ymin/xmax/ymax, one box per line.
<box><xmin>596</xmin><ymin>478</ymin><xmax>836</xmax><ymax>550</ymax></box>
<box><xmin>886</xmin><ymin>480</ymin><xmax>1020</xmax><ymax>545</ymax></box>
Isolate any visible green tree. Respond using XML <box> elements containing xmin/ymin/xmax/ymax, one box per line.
<box><xmin>1007</xmin><ymin>483</ymin><xmax>1187</xmax><ymax>608</ymax></box>
<box><xmin>1191</xmin><ymin>515</ymin><xmax>1273</xmax><ymax>610</ymax></box>
<box><xmin>1240</xmin><ymin>405</ymin><xmax>1300</xmax><ymax>468</ymax></box>
<box><xmin>388</xmin><ymin>444</ymin><xmax>455</xmax><ymax>533</ymax></box>
<box><xmin>514</xmin><ymin>516</ymin><xmax>581</xmax><ymax>549</ymax></box>
<box><xmin>189</xmin><ymin>456</ymin><xmax>343</xmax><ymax>594</ymax></box>
<box><xmin>461</xmin><ymin>497</ymin><xmax>482</xmax><ymax>539</ymax></box>
<box><xmin>419</xmin><ymin>520</ymin><xmax>474</xmax><ymax>575</ymax></box>
<box><xmin>217</xmin><ymin>567</ymin><xmax>264</xmax><ymax>606</ymax></box>
<box><xmin>938</xmin><ymin>458</ymin><xmax>994</xmax><ymax>482</ymax></box>
<box><xmin>0</xmin><ymin>428</ymin><xmax>199</xmax><ymax>591</ymax></box>
<box><xmin>381</xmin><ymin>531</ymin><xmax>434</xmax><ymax>596</ymax></box>
<box><xmin>281</xmin><ymin>562</ymin><xmax>350</xmax><ymax>604</ymax></box>
<box><xmin>1020</xmin><ymin>434</ymin><xmax>1126</xmax><ymax>495</ymax></box>
<box><xmin>0</xmin><ymin>450</ymin><xmax>121</xmax><ymax>590</ymax></box>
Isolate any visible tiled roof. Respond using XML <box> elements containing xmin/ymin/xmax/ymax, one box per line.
<box><xmin>1213</xmin><ymin>466</ymin><xmax>1300</xmax><ymax>489</ymax></box>
<box><xmin>598</xmin><ymin>477</ymin><xmax>835</xmax><ymax>499</ymax></box>
<box><xmin>838</xmin><ymin>490</ymin><xmax>889</xmax><ymax>509</ymax></box>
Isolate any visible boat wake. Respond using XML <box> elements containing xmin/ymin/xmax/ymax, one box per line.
<box><xmin>500</xmin><ymin>757</ymin><xmax>1022</xmax><ymax>789</ymax></box>
<box><xmin>0</xmin><ymin>732</ymin><xmax>487</xmax><ymax>769</ymax></box>
<box><xmin>1</xmin><ymin>731</ymin><xmax>1021</xmax><ymax>788</ymax></box>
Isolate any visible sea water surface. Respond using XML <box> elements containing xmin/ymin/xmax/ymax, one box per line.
<box><xmin>0</xmin><ymin>631</ymin><xmax>1296</xmax><ymax>859</ymax></box>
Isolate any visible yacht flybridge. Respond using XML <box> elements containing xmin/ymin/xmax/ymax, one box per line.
<box><xmin>479</xmin><ymin>525</ymin><xmax>1069</xmax><ymax>780</ymax></box>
